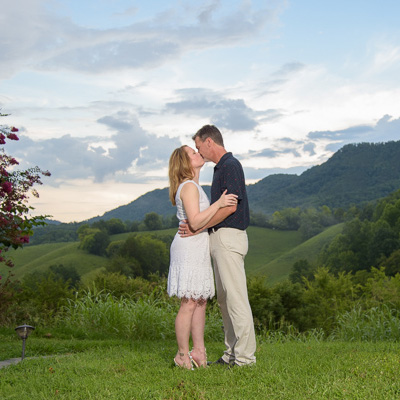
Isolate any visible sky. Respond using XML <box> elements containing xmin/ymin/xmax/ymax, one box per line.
<box><xmin>1</xmin><ymin>0</ymin><xmax>400</xmax><ymax>223</ymax></box>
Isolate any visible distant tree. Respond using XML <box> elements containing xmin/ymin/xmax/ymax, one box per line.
<box><xmin>289</xmin><ymin>259</ymin><xmax>315</xmax><ymax>284</ymax></box>
<box><xmin>249</xmin><ymin>211</ymin><xmax>270</xmax><ymax>227</ymax></box>
<box><xmin>92</xmin><ymin>218</ymin><xmax>126</xmax><ymax>235</ymax></box>
<box><xmin>91</xmin><ymin>220</ymin><xmax>107</xmax><ymax>232</ymax></box>
<box><xmin>333</xmin><ymin>207</ymin><xmax>346</xmax><ymax>222</ymax></box>
<box><xmin>106</xmin><ymin>218</ymin><xmax>126</xmax><ymax>234</ymax></box>
<box><xmin>143</xmin><ymin>212</ymin><xmax>163</xmax><ymax>231</ymax></box>
<box><xmin>119</xmin><ymin>234</ymin><xmax>169</xmax><ymax>277</ymax></box>
<box><xmin>77</xmin><ymin>224</ymin><xmax>91</xmax><ymax>240</ymax></box>
<box><xmin>135</xmin><ymin>235</ymin><xmax>169</xmax><ymax>276</ymax></box>
<box><xmin>271</xmin><ymin>208</ymin><xmax>301</xmax><ymax>230</ymax></box>
<box><xmin>380</xmin><ymin>199</ymin><xmax>400</xmax><ymax>231</ymax></box>
<box><xmin>49</xmin><ymin>264</ymin><xmax>80</xmax><ymax>288</ymax></box>
<box><xmin>298</xmin><ymin>208</ymin><xmax>323</xmax><ymax>240</ymax></box>
<box><xmin>106</xmin><ymin>240</ymin><xmax>124</xmax><ymax>258</ymax></box>
<box><xmin>153</xmin><ymin>233</ymin><xmax>174</xmax><ymax>249</ymax></box>
<box><xmin>80</xmin><ymin>229</ymin><xmax>110</xmax><ymax>256</ymax></box>
<box><xmin>29</xmin><ymin>222</ymin><xmax>79</xmax><ymax>245</ymax></box>
<box><xmin>367</xmin><ymin>220</ymin><xmax>399</xmax><ymax>265</ymax></box>
<box><xmin>162</xmin><ymin>214</ymin><xmax>179</xmax><ymax>229</ymax></box>
<box><xmin>319</xmin><ymin>188</ymin><xmax>400</xmax><ymax>276</ymax></box>
<box><xmin>106</xmin><ymin>254</ymin><xmax>143</xmax><ymax>277</ymax></box>
<box><xmin>127</xmin><ymin>220</ymin><xmax>140</xmax><ymax>232</ymax></box>
<box><xmin>381</xmin><ymin>249</ymin><xmax>400</xmax><ymax>276</ymax></box>
<box><xmin>319</xmin><ymin>205</ymin><xmax>335</xmax><ymax>227</ymax></box>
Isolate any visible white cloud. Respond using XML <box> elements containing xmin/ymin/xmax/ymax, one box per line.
<box><xmin>0</xmin><ymin>0</ymin><xmax>280</xmax><ymax>78</ymax></box>
<box><xmin>6</xmin><ymin>113</ymin><xmax>181</xmax><ymax>184</ymax></box>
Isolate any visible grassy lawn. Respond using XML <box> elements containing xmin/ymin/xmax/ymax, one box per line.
<box><xmin>1</xmin><ymin>332</ymin><xmax>399</xmax><ymax>399</ymax></box>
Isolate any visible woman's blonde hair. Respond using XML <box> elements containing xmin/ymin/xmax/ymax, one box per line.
<box><xmin>168</xmin><ymin>145</ymin><xmax>194</xmax><ymax>205</ymax></box>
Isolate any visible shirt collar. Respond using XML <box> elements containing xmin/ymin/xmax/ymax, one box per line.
<box><xmin>214</xmin><ymin>152</ymin><xmax>232</xmax><ymax>170</ymax></box>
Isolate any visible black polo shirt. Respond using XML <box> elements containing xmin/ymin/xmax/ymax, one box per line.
<box><xmin>210</xmin><ymin>152</ymin><xmax>249</xmax><ymax>230</ymax></box>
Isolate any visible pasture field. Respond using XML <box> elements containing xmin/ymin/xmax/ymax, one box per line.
<box><xmin>253</xmin><ymin>224</ymin><xmax>344</xmax><ymax>284</ymax></box>
<box><xmin>3</xmin><ymin>242</ymin><xmax>107</xmax><ymax>283</ymax></box>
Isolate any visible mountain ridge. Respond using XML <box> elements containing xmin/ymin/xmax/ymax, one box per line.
<box><xmin>86</xmin><ymin>140</ymin><xmax>400</xmax><ymax>223</ymax></box>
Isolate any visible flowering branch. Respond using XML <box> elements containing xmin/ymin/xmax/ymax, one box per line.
<box><xmin>0</xmin><ymin>113</ymin><xmax>51</xmax><ymax>270</ymax></box>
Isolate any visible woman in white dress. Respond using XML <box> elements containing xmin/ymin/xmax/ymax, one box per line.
<box><xmin>168</xmin><ymin>145</ymin><xmax>237</xmax><ymax>369</ymax></box>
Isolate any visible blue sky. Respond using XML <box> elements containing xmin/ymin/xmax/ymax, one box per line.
<box><xmin>1</xmin><ymin>0</ymin><xmax>400</xmax><ymax>222</ymax></box>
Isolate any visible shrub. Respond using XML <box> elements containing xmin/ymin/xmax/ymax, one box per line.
<box><xmin>90</xmin><ymin>272</ymin><xmax>160</xmax><ymax>300</ymax></box>
<box><xmin>331</xmin><ymin>305</ymin><xmax>400</xmax><ymax>341</ymax></box>
<box><xmin>60</xmin><ymin>288</ymin><xmax>223</xmax><ymax>341</ymax></box>
<box><xmin>16</xmin><ymin>272</ymin><xmax>75</xmax><ymax>325</ymax></box>
<box><xmin>247</xmin><ymin>276</ymin><xmax>305</xmax><ymax>333</ymax></box>
<box><xmin>362</xmin><ymin>267</ymin><xmax>400</xmax><ymax>309</ymax></box>
<box><xmin>301</xmin><ymin>267</ymin><xmax>359</xmax><ymax>333</ymax></box>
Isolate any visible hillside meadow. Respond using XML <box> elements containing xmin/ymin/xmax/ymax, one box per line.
<box><xmin>5</xmin><ymin>225</ymin><xmax>342</xmax><ymax>284</ymax></box>
<box><xmin>253</xmin><ymin>224</ymin><xmax>344</xmax><ymax>284</ymax></box>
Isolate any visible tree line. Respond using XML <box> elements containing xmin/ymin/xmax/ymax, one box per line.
<box><xmin>31</xmin><ymin>203</ymin><xmax>346</xmax><ymax>247</ymax></box>
<box><xmin>29</xmin><ymin>212</ymin><xmax>178</xmax><ymax>245</ymax></box>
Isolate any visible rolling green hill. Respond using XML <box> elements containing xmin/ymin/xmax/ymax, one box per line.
<box><xmin>4</xmin><ymin>225</ymin><xmax>343</xmax><ymax>286</ymax></box>
<box><xmin>252</xmin><ymin>223</ymin><xmax>344</xmax><ymax>285</ymax></box>
<box><xmin>6</xmin><ymin>242</ymin><xmax>108</xmax><ymax>284</ymax></box>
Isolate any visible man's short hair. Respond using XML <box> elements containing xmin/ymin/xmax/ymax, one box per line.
<box><xmin>192</xmin><ymin>124</ymin><xmax>224</xmax><ymax>147</ymax></box>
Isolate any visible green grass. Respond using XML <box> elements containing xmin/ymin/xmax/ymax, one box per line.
<box><xmin>253</xmin><ymin>224</ymin><xmax>344</xmax><ymax>285</ymax></box>
<box><xmin>4</xmin><ymin>242</ymin><xmax>107</xmax><ymax>282</ymax></box>
<box><xmin>245</xmin><ymin>227</ymin><xmax>303</xmax><ymax>274</ymax></box>
<box><xmin>1</xmin><ymin>334</ymin><xmax>399</xmax><ymax>399</ymax></box>
<box><xmin>3</xmin><ymin>225</ymin><xmax>343</xmax><ymax>285</ymax></box>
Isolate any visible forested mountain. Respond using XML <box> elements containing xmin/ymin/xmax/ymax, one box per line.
<box><xmin>248</xmin><ymin>141</ymin><xmax>400</xmax><ymax>214</ymax></box>
<box><xmin>88</xmin><ymin>188</ymin><xmax>177</xmax><ymax>224</ymax></box>
<box><xmin>88</xmin><ymin>140</ymin><xmax>400</xmax><ymax>223</ymax></box>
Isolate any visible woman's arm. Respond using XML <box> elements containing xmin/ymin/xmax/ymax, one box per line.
<box><xmin>180</xmin><ymin>182</ymin><xmax>237</xmax><ymax>232</ymax></box>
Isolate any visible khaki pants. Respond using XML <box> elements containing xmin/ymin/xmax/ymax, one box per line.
<box><xmin>210</xmin><ymin>228</ymin><xmax>256</xmax><ymax>365</ymax></box>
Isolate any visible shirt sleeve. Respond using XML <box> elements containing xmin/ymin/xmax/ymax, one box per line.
<box><xmin>220</xmin><ymin>161</ymin><xmax>245</xmax><ymax>201</ymax></box>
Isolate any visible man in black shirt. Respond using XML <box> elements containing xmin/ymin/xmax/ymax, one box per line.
<box><xmin>189</xmin><ymin>124</ymin><xmax>256</xmax><ymax>367</ymax></box>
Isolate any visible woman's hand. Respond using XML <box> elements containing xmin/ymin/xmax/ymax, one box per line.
<box><xmin>218</xmin><ymin>189</ymin><xmax>238</xmax><ymax>208</ymax></box>
<box><xmin>178</xmin><ymin>220</ymin><xmax>195</xmax><ymax>237</ymax></box>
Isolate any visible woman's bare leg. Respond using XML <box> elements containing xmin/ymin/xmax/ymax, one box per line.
<box><xmin>174</xmin><ymin>298</ymin><xmax>197</xmax><ymax>368</ymax></box>
<box><xmin>190</xmin><ymin>300</ymin><xmax>207</xmax><ymax>367</ymax></box>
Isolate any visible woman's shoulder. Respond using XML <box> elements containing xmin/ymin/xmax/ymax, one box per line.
<box><xmin>179</xmin><ymin>180</ymin><xmax>200</xmax><ymax>197</ymax></box>
<box><xmin>180</xmin><ymin>179</ymin><xmax>195</xmax><ymax>185</ymax></box>
<box><xmin>176</xmin><ymin>179</ymin><xmax>193</xmax><ymax>193</ymax></box>
<box><xmin>180</xmin><ymin>180</ymin><xmax>199</xmax><ymax>190</ymax></box>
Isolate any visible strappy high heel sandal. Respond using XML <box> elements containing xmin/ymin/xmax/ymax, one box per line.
<box><xmin>189</xmin><ymin>348</ymin><xmax>208</xmax><ymax>368</ymax></box>
<box><xmin>173</xmin><ymin>351</ymin><xmax>194</xmax><ymax>370</ymax></box>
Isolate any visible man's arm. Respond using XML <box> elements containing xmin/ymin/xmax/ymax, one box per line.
<box><xmin>203</xmin><ymin>204</ymin><xmax>236</xmax><ymax>230</ymax></box>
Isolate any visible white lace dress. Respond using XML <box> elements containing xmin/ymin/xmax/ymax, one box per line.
<box><xmin>167</xmin><ymin>180</ymin><xmax>215</xmax><ymax>300</ymax></box>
